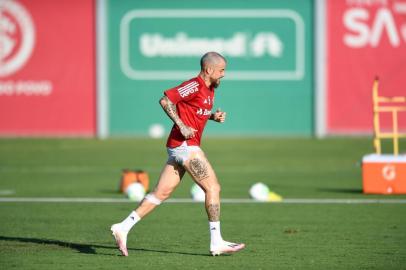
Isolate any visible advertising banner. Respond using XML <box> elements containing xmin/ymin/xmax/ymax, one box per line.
<box><xmin>0</xmin><ymin>0</ymin><xmax>95</xmax><ymax>136</ymax></box>
<box><xmin>107</xmin><ymin>0</ymin><xmax>314</xmax><ymax>136</ymax></box>
<box><xmin>327</xmin><ymin>0</ymin><xmax>406</xmax><ymax>134</ymax></box>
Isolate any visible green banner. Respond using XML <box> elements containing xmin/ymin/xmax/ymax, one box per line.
<box><xmin>107</xmin><ymin>0</ymin><xmax>314</xmax><ymax>136</ymax></box>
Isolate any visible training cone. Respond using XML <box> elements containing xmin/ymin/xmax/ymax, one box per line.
<box><xmin>268</xmin><ymin>191</ymin><xmax>283</xmax><ymax>202</ymax></box>
<box><xmin>250</xmin><ymin>182</ymin><xmax>283</xmax><ymax>202</ymax></box>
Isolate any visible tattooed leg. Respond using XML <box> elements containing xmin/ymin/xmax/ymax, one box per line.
<box><xmin>135</xmin><ymin>161</ymin><xmax>185</xmax><ymax>218</ymax></box>
<box><xmin>184</xmin><ymin>152</ymin><xmax>221</xmax><ymax>221</ymax></box>
<box><xmin>189</xmin><ymin>158</ymin><xmax>210</xmax><ymax>181</ymax></box>
<box><xmin>207</xmin><ymin>203</ymin><xmax>220</xmax><ymax>222</ymax></box>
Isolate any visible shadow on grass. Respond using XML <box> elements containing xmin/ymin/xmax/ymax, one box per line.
<box><xmin>0</xmin><ymin>236</ymin><xmax>210</xmax><ymax>257</ymax></box>
<box><xmin>317</xmin><ymin>188</ymin><xmax>363</xmax><ymax>194</ymax></box>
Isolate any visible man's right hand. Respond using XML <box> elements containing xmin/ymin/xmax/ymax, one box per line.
<box><xmin>179</xmin><ymin>124</ymin><xmax>197</xmax><ymax>139</ymax></box>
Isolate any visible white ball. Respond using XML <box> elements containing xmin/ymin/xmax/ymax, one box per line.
<box><xmin>125</xmin><ymin>183</ymin><xmax>146</xmax><ymax>201</ymax></box>
<box><xmin>149</xmin><ymin>124</ymin><xmax>165</xmax><ymax>138</ymax></box>
<box><xmin>249</xmin><ymin>182</ymin><xmax>270</xmax><ymax>202</ymax></box>
<box><xmin>190</xmin><ymin>184</ymin><xmax>205</xmax><ymax>202</ymax></box>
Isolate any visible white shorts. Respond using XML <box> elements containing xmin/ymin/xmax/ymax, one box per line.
<box><xmin>167</xmin><ymin>141</ymin><xmax>201</xmax><ymax>165</ymax></box>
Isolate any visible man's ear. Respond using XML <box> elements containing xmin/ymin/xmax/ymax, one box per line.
<box><xmin>205</xmin><ymin>66</ymin><xmax>213</xmax><ymax>75</ymax></box>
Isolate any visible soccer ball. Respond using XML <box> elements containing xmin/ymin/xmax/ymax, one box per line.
<box><xmin>148</xmin><ymin>123</ymin><xmax>165</xmax><ymax>138</ymax></box>
<box><xmin>190</xmin><ymin>184</ymin><xmax>205</xmax><ymax>202</ymax></box>
<box><xmin>249</xmin><ymin>182</ymin><xmax>270</xmax><ymax>201</ymax></box>
<box><xmin>125</xmin><ymin>182</ymin><xmax>146</xmax><ymax>201</ymax></box>
<box><xmin>249</xmin><ymin>182</ymin><xmax>283</xmax><ymax>202</ymax></box>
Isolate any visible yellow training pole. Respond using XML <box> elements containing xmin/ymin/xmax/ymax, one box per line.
<box><xmin>372</xmin><ymin>78</ymin><xmax>381</xmax><ymax>154</ymax></box>
<box><xmin>392</xmin><ymin>109</ymin><xmax>399</xmax><ymax>155</ymax></box>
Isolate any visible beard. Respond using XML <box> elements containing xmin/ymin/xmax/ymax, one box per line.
<box><xmin>212</xmin><ymin>79</ymin><xmax>221</xmax><ymax>88</ymax></box>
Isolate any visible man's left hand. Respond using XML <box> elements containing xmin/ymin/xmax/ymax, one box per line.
<box><xmin>211</xmin><ymin>109</ymin><xmax>226</xmax><ymax>123</ymax></box>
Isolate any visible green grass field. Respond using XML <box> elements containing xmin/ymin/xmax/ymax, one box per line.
<box><xmin>0</xmin><ymin>138</ymin><xmax>405</xmax><ymax>269</ymax></box>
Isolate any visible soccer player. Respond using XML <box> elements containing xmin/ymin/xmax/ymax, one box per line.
<box><xmin>111</xmin><ymin>52</ymin><xmax>245</xmax><ymax>256</ymax></box>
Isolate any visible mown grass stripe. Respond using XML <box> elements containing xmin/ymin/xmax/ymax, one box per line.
<box><xmin>0</xmin><ymin>197</ymin><xmax>405</xmax><ymax>204</ymax></box>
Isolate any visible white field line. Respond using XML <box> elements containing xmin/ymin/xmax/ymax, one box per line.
<box><xmin>0</xmin><ymin>197</ymin><xmax>406</xmax><ymax>204</ymax></box>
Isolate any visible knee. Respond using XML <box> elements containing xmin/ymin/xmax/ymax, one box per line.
<box><xmin>154</xmin><ymin>187</ymin><xmax>173</xmax><ymax>201</ymax></box>
<box><xmin>206</xmin><ymin>182</ymin><xmax>221</xmax><ymax>195</ymax></box>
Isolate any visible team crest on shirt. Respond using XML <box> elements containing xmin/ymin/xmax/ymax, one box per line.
<box><xmin>204</xmin><ymin>96</ymin><xmax>213</xmax><ymax>105</ymax></box>
<box><xmin>178</xmin><ymin>81</ymin><xmax>199</xmax><ymax>98</ymax></box>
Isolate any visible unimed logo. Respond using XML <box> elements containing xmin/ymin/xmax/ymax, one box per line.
<box><xmin>0</xmin><ymin>0</ymin><xmax>35</xmax><ymax>77</ymax></box>
<box><xmin>120</xmin><ymin>9</ymin><xmax>305</xmax><ymax>81</ymax></box>
<box><xmin>139</xmin><ymin>32</ymin><xmax>283</xmax><ymax>58</ymax></box>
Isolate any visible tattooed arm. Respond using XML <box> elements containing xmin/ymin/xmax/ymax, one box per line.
<box><xmin>159</xmin><ymin>96</ymin><xmax>197</xmax><ymax>139</ymax></box>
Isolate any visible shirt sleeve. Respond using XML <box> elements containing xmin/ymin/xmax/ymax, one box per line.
<box><xmin>164</xmin><ymin>79</ymin><xmax>200</xmax><ymax>104</ymax></box>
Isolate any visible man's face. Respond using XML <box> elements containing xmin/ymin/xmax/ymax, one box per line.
<box><xmin>208</xmin><ymin>59</ymin><xmax>226</xmax><ymax>88</ymax></box>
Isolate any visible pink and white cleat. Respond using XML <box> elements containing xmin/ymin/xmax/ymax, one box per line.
<box><xmin>111</xmin><ymin>224</ymin><xmax>129</xmax><ymax>256</ymax></box>
<box><xmin>210</xmin><ymin>241</ymin><xmax>246</xmax><ymax>256</ymax></box>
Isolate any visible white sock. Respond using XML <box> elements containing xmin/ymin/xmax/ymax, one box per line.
<box><xmin>120</xmin><ymin>211</ymin><xmax>141</xmax><ymax>232</ymax></box>
<box><xmin>209</xmin><ymin>221</ymin><xmax>223</xmax><ymax>247</ymax></box>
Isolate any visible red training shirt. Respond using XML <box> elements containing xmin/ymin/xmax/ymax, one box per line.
<box><xmin>164</xmin><ymin>76</ymin><xmax>215</xmax><ymax>148</ymax></box>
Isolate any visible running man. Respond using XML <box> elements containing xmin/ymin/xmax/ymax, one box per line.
<box><xmin>111</xmin><ymin>52</ymin><xmax>245</xmax><ymax>256</ymax></box>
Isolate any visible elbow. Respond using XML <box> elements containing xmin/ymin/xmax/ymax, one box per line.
<box><xmin>159</xmin><ymin>96</ymin><xmax>167</xmax><ymax>108</ymax></box>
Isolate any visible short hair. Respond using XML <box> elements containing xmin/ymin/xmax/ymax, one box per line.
<box><xmin>200</xmin><ymin>52</ymin><xmax>227</xmax><ymax>70</ymax></box>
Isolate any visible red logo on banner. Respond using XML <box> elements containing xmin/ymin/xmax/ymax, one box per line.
<box><xmin>0</xmin><ymin>0</ymin><xmax>95</xmax><ymax>136</ymax></box>
<box><xmin>0</xmin><ymin>0</ymin><xmax>35</xmax><ymax>77</ymax></box>
<box><xmin>343</xmin><ymin>3</ymin><xmax>406</xmax><ymax>48</ymax></box>
<box><xmin>327</xmin><ymin>0</ymin><xmax>406</xmax><ymax>134</ymax></box>
<box><xmin>0</xmin><ymin>1</ymin><xmax>50</xmax><ymax>96</ymax></box>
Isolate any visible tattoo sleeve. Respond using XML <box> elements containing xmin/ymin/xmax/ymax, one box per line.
<box><xmin>207</xmin><ymin>203</ymin><xmax>220</xmax><ymax>222</ymax></box>
<box><xmin>160</xmin><ymin>96</ymin><xmax>184</xmax><ymax>127</ymax></box>
<box><xmin>189</xmin><ymin>158</ymin><xmax>210</xmax><ymax>181</ymax></box>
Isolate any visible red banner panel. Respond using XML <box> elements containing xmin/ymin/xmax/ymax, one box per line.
<box><xmin>0</xmin><ymin>0</ymin><xmax>95</xmax><ymax>136</ymax></box>
<box><xmin>327</xmin><ymin>0</ymin><xmax>406</xmax><ymax>134</ymax></box>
